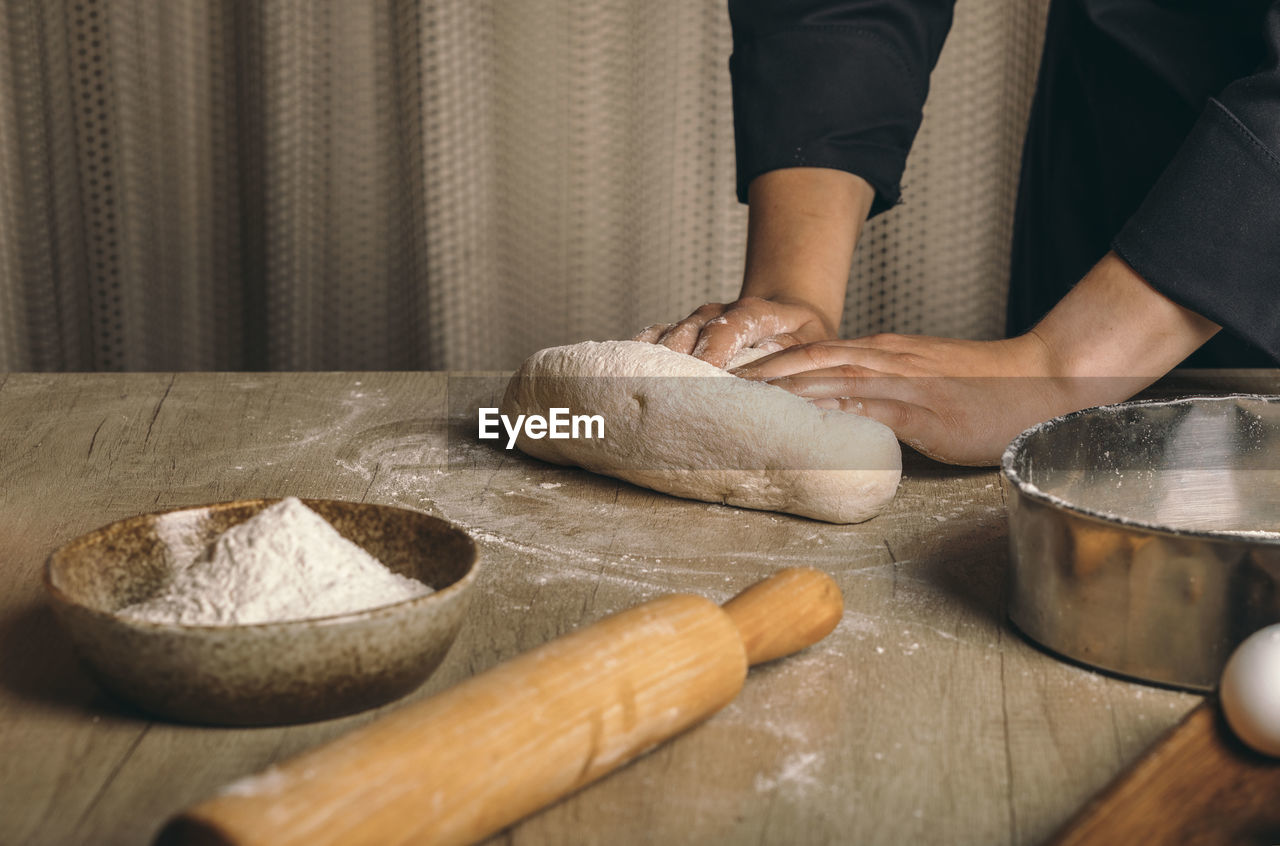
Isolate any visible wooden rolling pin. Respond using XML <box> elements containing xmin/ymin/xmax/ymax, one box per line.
<box><xmin>1048</xmin><ymin>700</ymin><xmax>1280</xmax><ymax>845</ymax></box>
<box><xmin>158</xmin><ymin>567</ymin><xmax>842</xmax><ymax>846</ymax></box>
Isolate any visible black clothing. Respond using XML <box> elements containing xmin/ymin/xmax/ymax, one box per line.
<box><xmin>729</xmin><ymin>0</ymin><xmax>1280</xmax><ymax>365</ymax></box>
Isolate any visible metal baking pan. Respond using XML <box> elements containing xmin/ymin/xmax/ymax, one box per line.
<box><xmin>1001</xmin><ymin>395</ymin><xmax>1280</xmax><ymax>691</ymax></box>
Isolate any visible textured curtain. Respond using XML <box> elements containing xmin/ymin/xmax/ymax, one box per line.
<box><xmin>0</xmin><ymin>0</ymin><xmax>1048</xmax><ymax>372</ymax></box>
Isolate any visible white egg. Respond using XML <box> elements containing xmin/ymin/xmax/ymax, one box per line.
<box><xmin>1219</xmin><ymin>622</ymin><xmax>1280</xmax><ymax>757</ymax></box>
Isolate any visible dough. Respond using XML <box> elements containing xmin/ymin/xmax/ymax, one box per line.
<box><xmin>499</xmin><ymin>340</ymin><xmax>902</xmax><ymax>523</ymax></box>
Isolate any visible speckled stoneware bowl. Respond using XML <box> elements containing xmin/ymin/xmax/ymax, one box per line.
<box><xmin>44</xmin><ymin>498</ymin><xmax>479</xmax><ymax>726</ymax></box>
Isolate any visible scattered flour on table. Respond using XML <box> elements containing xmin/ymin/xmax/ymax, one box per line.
<box><xmin>753</xmin><ymin>751</ymin><xmax>823</xmax><ymax>793</ymax></box>
<box><xmin>120</xmin><ymin>497</ymin><xmax>431</xmax><ymax>625</ymax></box>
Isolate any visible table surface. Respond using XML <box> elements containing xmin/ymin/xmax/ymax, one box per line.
<box><xmin>3</xmin><ymin>369</ymin><xmax>1274</xmax><ymax>846</ymax></box>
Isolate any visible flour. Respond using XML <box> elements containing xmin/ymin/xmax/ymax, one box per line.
<box><xmin>120</xmin><ymin>498</ymin><xmax>431</xmax><ymax>625</ymax></box>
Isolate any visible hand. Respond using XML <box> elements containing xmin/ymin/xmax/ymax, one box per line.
<box><xmin>731</xmin><ymin>253</ymin><xmax>1220</xmax><ymax>466</ymax></box>
<box><xmin>730</xmin><ymin>333</ymin><xmax>1076</xmax><ymax>465</ymax></box>
<box><xmin>633</xmin><ymin>295</ymin><xmax>838</xmax><ymax>369</ymax></box>
<box><xmin>635</xmin><ymin>168</ymin><xmax>876</xmax><ymax>369</ymax></box>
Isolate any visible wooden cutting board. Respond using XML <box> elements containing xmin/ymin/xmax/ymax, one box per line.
<box><xmin>1048</xmin><ymin>700</ymin><xmax>1280</xmax><ymax>845</ymax></box>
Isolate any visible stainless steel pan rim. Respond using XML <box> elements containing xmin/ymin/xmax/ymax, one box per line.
<box><xmin>1001</xmin><ymin>394</ymin><xmax>1280</xmax><ymax>545</ymax></box>
<box><xmin>1001</xmin><ymin>394</ymin><xmax>1280</xmax><ymax>692</ymax></box>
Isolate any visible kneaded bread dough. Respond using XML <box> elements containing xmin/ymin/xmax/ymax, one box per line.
<box><xmin>499</xmin><ymin>340</ymin><xmax>902</xmax><ymax>523</ymax></box>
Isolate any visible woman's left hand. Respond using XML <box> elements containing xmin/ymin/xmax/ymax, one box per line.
<box><xmin>730</xmin><ymin>332</ymin><xmax>1085</xmax><ymax>466</ymax></box>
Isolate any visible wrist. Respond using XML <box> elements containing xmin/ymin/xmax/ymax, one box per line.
<box><xmin>1023</xmin><ymin>252</ymin><xmax>1220</xmax><ymax>406</ymax></box>
<box><xmin>740</xmin><ymin>168</ymin><xmax>874</xmax><ymax>330</ymax></box>
<box><xmin>1036</xmin><ymin>253</ymin><xmax>1218</xmax><ymax>377</ymax></box>
<box><xmin>733</xmin><ymin>288</ymin><xmax>841</xmax><ymax>337</ymax></box>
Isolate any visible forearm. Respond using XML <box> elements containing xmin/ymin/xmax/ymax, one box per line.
<box><xmin>739</xmin><ymin>168</ymin><xmax>876</xmax><ymax>333</ymax></box>
<box><xmin>1028</xmin><ymin>251</ymin><xmax>1221</xmax><ymax>398</ymax></box>
<box><xmin>735</xmin><ymin>251</ymin><xmax>1222</xmax><ymax>465</ymax></box>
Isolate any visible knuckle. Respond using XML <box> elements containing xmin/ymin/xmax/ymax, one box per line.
<box><xmin>703</xmin><ymin>315</ymin><xmax>732</xmax><ymax>330</ymax></box>
<box><xmin>768</xmin><ymin>333</ymin><xmax>800</xmax><ymax>348</ymax></box>
<box><xmin>883</xmin><ymin>401</ymin><xmax>914</xmax><ymax>429</ymax></box>
<box><xmin>835</xmin><ymin>363</ymin><xmax>864</xmax><ymax>380</ymax></box>
<box><xmin>798</xmin><ymin>343</ymin><xmax>829</xmax><ymax>368</ymax></box>
<box><xmin>896</xmin><ymin>351</ymin><xmax>928</xmax><ymax>370</ymax></box>
<box><xmin>634</xmin><ymin>323</ymin><xmax>669</xmax><ymax>339</ymax></box>
<box><xmin>866</xmin><ymin>332</ymin><xmax>906</xmax><ymax>348</ymax></box>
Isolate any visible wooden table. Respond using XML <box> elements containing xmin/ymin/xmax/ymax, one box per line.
<box><xmin>5</xmin><ymin>370</ymin><xmax>1271</xmax><ymax>846</ymax></box>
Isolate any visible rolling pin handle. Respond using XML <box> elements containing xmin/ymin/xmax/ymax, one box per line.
<box><xmin>721</xmin><ymin>567</ymin><xmax>843</xmax><ymax>666</ymax></box>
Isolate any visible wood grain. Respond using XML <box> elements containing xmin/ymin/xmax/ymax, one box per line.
<box><xmin>1048</xmin><ymin>701</ymin><xmax>1280</xmax><ymax>846</ymax></box>
<box><xmin>2</xmin><ymin>370</ymin><xmax>1265</xmax><ymax>845</ymax></box>
<box><xmin>159</xmin><ymin>569</ymin><xmax>841</xmax><ymax>846</ymax></box>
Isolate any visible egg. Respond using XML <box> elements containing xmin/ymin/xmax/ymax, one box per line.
<box><xmin>1219</xmin><ymin>622</ymin><xmax>1280</xmax><ymax>757</ymax></box>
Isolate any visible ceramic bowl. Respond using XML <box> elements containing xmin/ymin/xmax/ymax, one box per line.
<box><xmin>44</xmin><ymin>498</ymin><xmax>479</xmax><ymax>725</ymax></box>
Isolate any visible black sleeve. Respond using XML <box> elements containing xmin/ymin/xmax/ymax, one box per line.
<box><xmin>1112</xmin><ymin>4</ymin><xmax>1280</xmax><ymax>362</ymax></box>
<box><xmin>728</xmin><ymin>0</ymin><xmax>956</xmax><ymax>215</ymax></box>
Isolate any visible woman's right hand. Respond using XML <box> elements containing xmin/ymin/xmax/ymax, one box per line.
<box><xmin>635</xmin><ymin>167</ymin><xmax>875</xmax><ymax>368</ymax></box>
<box><xmin>633</xmin><ymin>295</ymin><xmax>838</xmax><ymax>369</ymax></box>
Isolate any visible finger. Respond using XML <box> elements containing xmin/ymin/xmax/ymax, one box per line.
<box><xmin>754</xmin><ymin>333</ymin><xmax>805</xmax><ymax>353</ymax></box>
<box><xmin>816</xmin><ymin>396</ymin><xmax>946</xmax><ymax>459</ymax></box>
<box><xmin>657</xmin><ymin>320</ymin><xmax>708</xmax><ymax>356</ymax></box>
<box><xmin>691</xmin><ymin>299</ymin><xmax>800</xmax><ymax>367</ymax></box>
<box><xmin>812</xmin><ymin>395</ymin><xmax>910</xmax><ymax>425</ymax></box>
<box><xmin>732</xmin><ymin>341</ymin><xmax>915</xmax><ymax>382</ymax></box>
<box><xmin>656</xmin><ymin>304</ymin><xmax>727</xmax><ymax>356</ymax></box>
<box><xmin>633</xmin><ymin>323</ymin><xmax>673</xmax><ymax>343</ymax></box>
<box><xmin>767</xmin><ymin>366</ymin><xmax>928</xmax><ymax>411</ymax></box>
<box><xmin>820</xmin><ymin>396</ymin><xmax>993</xmax><ymax>466</ymax></box>
<box><xmin>728</xmin><ymin>341</ymin><xmax>855</xmax><ymax>381</ymax></box>
<box><xmin>691</xmin><ymin>315</ymin><xmax>756</xmax><ymax>368</ymax></box>
<box><xmin>753</xmin><ymin>337</ymin><xmax>788</xmax><ymax>353</ymax></box>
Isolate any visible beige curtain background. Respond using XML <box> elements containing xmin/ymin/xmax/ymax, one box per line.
<box><xmin>0</xmin><ymin>0</ymin><xmax>1049</xmax><ymax>372</ymax></box>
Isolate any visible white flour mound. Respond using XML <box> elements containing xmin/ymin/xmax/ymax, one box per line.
<box><xmin>120</xmin><ymin>497</ymin><xmax>431</xmax><ymax>625</ymax></box>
